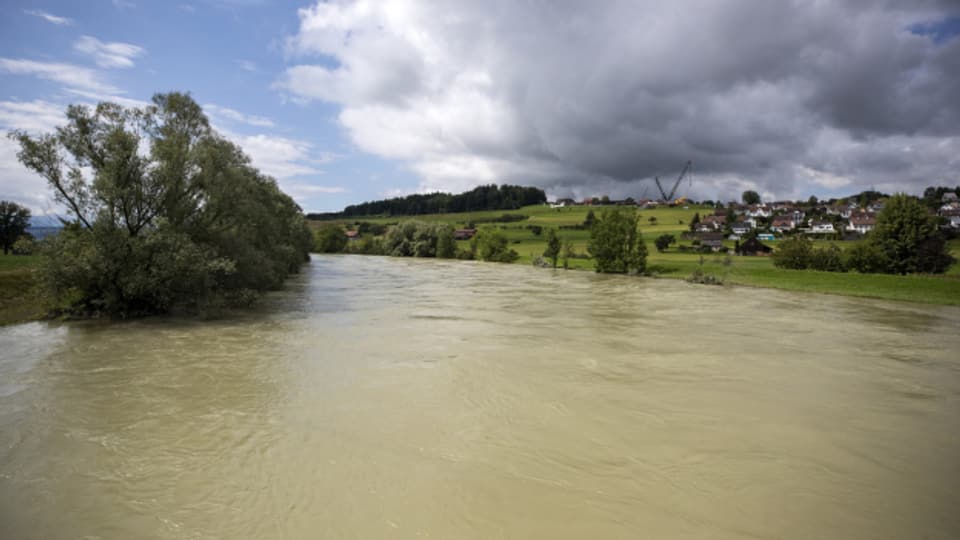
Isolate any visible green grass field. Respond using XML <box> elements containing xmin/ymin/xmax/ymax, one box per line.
<box><xmin>314</xmin><ymin>204</ymin><xmax>960</xmax><ymax>307</ymax></box>
<box><xmin>0</xmin><ymin>254</ymin><xmax>44</xmax><ymax>326</ymax></box>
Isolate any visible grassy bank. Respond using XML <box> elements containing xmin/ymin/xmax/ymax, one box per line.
<box><xmin>314</xmin><ymin>204</ymin><xmax>960</xmax><ymax>307</ymax></box>
<box><xmin>0</xmin><ymin>254</ymin><xmax>44</xmax><ymax>326</ymax></box>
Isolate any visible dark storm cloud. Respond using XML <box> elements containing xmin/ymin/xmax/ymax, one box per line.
<box><xmin>281</xmin><ymin>0</ymin><xmax>960</xmax><ymax>200</ymax></box>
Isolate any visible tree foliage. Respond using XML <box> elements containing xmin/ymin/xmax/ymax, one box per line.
<box><xmin>543</xmin><ymin>228</ymin><xmax>561</xmax><ymax>268</ymax></box>
<box><xmin>381</xmin><ymin>221</ymin><xmax>456</xmax><ymax>258</ymax></box>
<box><xmin>473</xmin><ymin>229</ymin><xmax>518</xmax><ymax>263</ymax></box>
<box><xmin>865</xmin><ymin>193</ymin><xmax>953</xmax><ymax>274</ymax></box>
<box><xmin>307</xmin><ymin>184</ymin><xmax>546</xmax><ymax>219</ymax></box>
<box><xmin>0</xmin><ymin>200</ymin><xmax>31</xmax><ymax>255</ymax></box>
<box><xmin>742</xmin><ymin>190</ymin><xmax>761</xmax><ymax>205</ymax></box>
<box><xmin>771</xmin><ymin>235</ymin><xmax>814</xmax><ymax>269</ymax></box>
<box><xmin>315</xmin><ymin>224</ymin><xmax>348</xmax><ymax>253</ymax></box>
<box><xmin>587</xmin><ymin>207</ymin><xmax>647</xmax><ymax>274</ymax></box>
<box><xmin>654</xmin><ymin>234</ymin><xmax>675</xmax><ymax>252</ymax></box>
<box><xmin>9</xmin><ymin>92</ymin><xmax>313</xmax><ymax>316</ymax></box>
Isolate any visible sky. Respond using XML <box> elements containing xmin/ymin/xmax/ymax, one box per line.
<box><xmin>1</xmin><ymin>1</ymin><xmax>959</xmax><ymax>218</ymax></box>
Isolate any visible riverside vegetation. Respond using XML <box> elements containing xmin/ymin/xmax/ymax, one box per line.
<box><xmin>302</xmin><ymin>193</ymin><xmax>960</xmax><ymax>307</ymax></box>
<box><xmin>3</xmin><ymin>93</ymin><xmax>312</xmax><ymax>322</ymax></box>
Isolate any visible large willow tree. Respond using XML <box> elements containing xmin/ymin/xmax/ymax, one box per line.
<box><xmin>10</xmin><ymin>92</ymin><xmax>313</xmax><ymax>316</ymax></box>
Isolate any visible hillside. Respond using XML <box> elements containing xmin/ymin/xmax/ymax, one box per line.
<box><xmin>308</xmin><ymin>203</ymin><xmax>960</xmax><ymax>306</ymax></box>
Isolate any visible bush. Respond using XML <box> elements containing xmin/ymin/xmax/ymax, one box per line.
<box><xmin>810</xmin><ymin>244</ymin><xmax>846</xmax><ymax>272</ymax></box>
<box><xmin>315</xmin><ymin>224</ymin><xmax>348</xmax><ymax>253</ymax></box>
<box><xmin>11</xmin><ymin>234</ymin><xmax>35</xmax><ymax>255</ymax></box>
<box><xmin>771</xmin><ymin>235</ymin><xmax>813</xmax><ymax>269</ymax></box>
<box><xmin>473</xmin><ymin>229</ymin><xmax>518</xmax><ymax>263</ymax></box>
<box><xmin>846</xmin><ymin>242</ymin><xmax>888</xmax><ymax>274</ymax></box>
<box><xmin>654</xmin><ymin>234</ymin><xmax>676</xmax><ymax>252</ymax></box>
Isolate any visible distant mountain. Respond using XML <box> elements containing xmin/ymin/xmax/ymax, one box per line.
<box><xmin>29</xmin><ymin>215</ymin><xmax>64</xmax><ymax>228</ymax></box>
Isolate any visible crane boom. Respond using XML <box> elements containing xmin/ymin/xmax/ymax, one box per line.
<box><xmin>666</xmin><ymin>160</ymin><xmax>692</xmax><ymax>200</ymax></box>
<box><xmin>654</xmin><ymin>176</ymin><xmax>669</xmax><ymax>200</ymax></box>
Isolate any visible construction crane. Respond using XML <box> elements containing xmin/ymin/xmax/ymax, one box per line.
<box><xmin>654</xmin><ymin>160</ymin><xmax>693</xmax><ymax>203</ymax></box>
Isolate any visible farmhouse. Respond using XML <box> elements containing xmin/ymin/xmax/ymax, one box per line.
<box><xmin>770</xmin><ymin>215</ymin><xmax>796</xmax><ymax>232</ymax></box>
<box><xmin>847</xmin><ymin>215</ymin><xmax>876</xmax><ymax>235</ymax></box>
<box><xmin>736</xmin><ymin>237</ymin><xmax>773</xmax><ymax>256</ymax></box>
<box><xmin>453</xmin><ymin>228</ymin><xmax>477</xmax><ymax>240</ymax></box>
<box><xmin>697</xmin><ymin>232</ymin><xmax>725</xmax><ymax>252</ymax></box>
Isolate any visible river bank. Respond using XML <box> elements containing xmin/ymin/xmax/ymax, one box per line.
<box><xmin>309</xmin><ymin>203</ymin><xmax>960</xmax><ymax>307</ymax></box>
<box><xmin>4</xmin><ymin>238</ymin><xmax>960</xmax><ymax>327</ymax></box>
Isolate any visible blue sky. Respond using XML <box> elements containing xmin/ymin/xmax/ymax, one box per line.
<box><xmin>2</xmin><ymin>1</ymin><xmax>959</xmax><ymax>218</ymax></box>
<box><xmin>1</xmin><ymin>0</ymin><xmax>419</xmax><ymax>214</ymax></box>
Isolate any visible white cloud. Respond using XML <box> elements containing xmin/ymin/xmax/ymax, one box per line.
<box><xmin>203</xmin><ymin>103</ymin><xmax>274</xmax><ymax>128</ymax></box>
<box><xmin>74</xmin><ymin>36</ymin><xmax>145</xmax><ymax>69</ymax></box>
<box><xmin>0</xmin><ymin>58</ymin><xmax>120</xmax><ymax>94</ymax></box>
<box><xmin>0</xmin><ymin>100</ymin><xmax>70</xmax><ymax>213</ymax></box>
<box><xmin>278</xmin><ymin>1</ymin><xmax>960</xmax><ymax>200</ymax></box>
<box><xmin>236</xmin><ymin>60</ymin><xmax>257</xmax><ymax>72</ymax></box>
<box><xmin>24</xmin><ymin>9</ymin><xmax>73</xmax><ymax>25</ymax></box>
<box><xmin>112</xmin><ymin>0</ymin><xmax>135</xmax><ymax>9</ymax></box>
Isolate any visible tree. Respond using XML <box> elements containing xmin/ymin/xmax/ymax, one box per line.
<box><xmin>742</xmin><ymin>190</ymin><xmax>761</xmax><ymax>205</ymax></box>
<box><xmin>436</xmin><ymin>225</ymin><xmax>456</xmax><ymax>258</ymax></box>
<box><xmin>543</xmin><ymin>228</ymin><xmax>561</xmax><ymax>268</ymax></box>
<box><xmin>648</xmin><ymin>216</ymin><xmax>658</xmax><ymax>226</ymax></box>
<box><xmin>9</xmin><ymin>93</ymin><xmax>313</xmax><ymax>316</ymax></box>
<box><xmin>587</xmin><ymin>207</ymin><xmax>647</xmax><ymax>274</ymax></box>
<box><xmin>689</xmin><ymin>212</ymin><xmax>701</xmax><ymax>232</ymax></box>
<box><xmin>654</xmin><ymin>234</ymin><xmax>676</xmax><ymax>252</ymax></box>
<box><xmin>315</xmin><ymin>224</ymin><xmax>348</xmax><ymax>253</ymax></box>
<box><xmin>771</xmin><ymin>235</ymin><xmax>813</xmax><ymax>269</ymax></box>
<box><xmin>0</xmin><ymin>200</ymin><xmax>31</xmax><ymax>255</ymax></box>
<box><xmin>473</xmin><ymin>229</ymin><xmax>518</xmax><ymax>263</ymax></box>
<box><xmin>866</xmin><ymin>193</ymin><xmax>953</xmax><ymax>274</ymax></box>
<box><xmin>560</xmin><ymin>240</ymin><xmax>575</xmax><ymax>269</ymax></box>
<box><xmin>583</xmin><ymin>210</ymin><xmax>596</xmax><ymax>228</ymax></box>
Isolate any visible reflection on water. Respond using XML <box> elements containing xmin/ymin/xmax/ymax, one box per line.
<box><xmin>1</xmin><ymin>255</ymin><xmax>959</xmax><ymax>539</ymax></box>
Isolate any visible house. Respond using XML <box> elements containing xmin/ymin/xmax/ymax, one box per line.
<box><xmin>550</xmin><ymin>198</ymin><xmax>576</xmax><ymax>208</ymax></box>
<box><xmin>826</xmin><ymin>204</ymin><xmax>854</xmax><ymax>219</ymax></box>
<box><xmin>701</xmin><ymin>215</ymin><xmax>726</xmax><ymax>229</ymax></box>
<box><xmin>847</xmin><ymin>214</ymin><xmax>876</xmax><ymax>234</ymax></box>
<box><xmin>943</xmin><ymin>192</ymin><xmax>959</xmax><ymax>203</ymax></box>
<box><xmin>730</xmin><ymin>221</ymin><xmax>752</xmax><ymax>235</ymax></box>
<box><xmin>809</xmin><ymin>221</ymin><xmax>835</xmax><ymax>233</ymax></box>
<box><xmin>745</xmin><ymin>205</ymin><xmax>772</xmax><ymax>218</ymax></box>
<box><xmin>345</xmin><ymin>230</ymin><xmax>360</xmax><ymax>241</ymax></box>
<box><xmin>772</xmin><ymin>201</ymin><xmax>795</xmax><ymax>211</ymax></box>
<box><xmin>736</xmin><ymin>237</ymin><xmax>773</xmax><ymax>256</ymax></box>
<box><xmin>757</xmin><ymin>233</ymin><xmax>776</xmax><ymax>241</ymax></box>
<box><xmin>453</xmin><ymin>228</ymin><xmax>477</xmax><ymax>240</ymax></box>
<box><xmin>940</xmin><ymin>208</ymin><xmax>960</xmax><ymax>229</ymax></box>
<box><xmin>770</xmin><ymin>215</ymin><xmax>797</xmax><ymax>232</ymax></box>
<box><xmin>697</xmin><ymin>232</ymin><xmax>725</xmax><ymax>252</ymax></box>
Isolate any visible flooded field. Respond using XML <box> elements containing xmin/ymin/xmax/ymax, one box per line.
<box><xmin>1</xmin><ymin>255</ymin><xmax>959</xmax><ymax>539</ymax></box>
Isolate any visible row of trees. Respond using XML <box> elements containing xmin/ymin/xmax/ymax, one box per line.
<box><xmin>10</xmin><ymin>93</ymin><xmax>314</xmax><ymax>317</ymax></box>
<box><xmin>315</xmin><ymin>221</ymin><xmax>519</xmax><ymax>263</ymax></box>
<box><xmin>307</xmin><ymin>184</ymin><xmax>547</xmax><ymax>220</ymax></box>
<box><xmin>772</xmin><ymin>194</ymin><xmax>954</xmax><ymax>274</ymax></box>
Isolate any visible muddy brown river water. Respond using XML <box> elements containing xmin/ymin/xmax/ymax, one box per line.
<box><xmin>1</xmin><ymin>255</ymin><xmax>959</xmax><ymax>539</ymax></box>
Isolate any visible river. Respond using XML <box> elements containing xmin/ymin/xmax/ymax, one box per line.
<box><xmin>1</xmin><ymin>255</ymin><xmax>959</xmax><ymax>539</ymax></box>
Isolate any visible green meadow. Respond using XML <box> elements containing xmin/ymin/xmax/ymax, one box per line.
<box><xmin>0</xmin><ymin>254</ymin><xmax>44</xmax><ymax>326</ymax></box>
<box><xmin>314</xmin><ymin>204</ymin><xmax>960</xmax><ymax>307</ymax></box>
